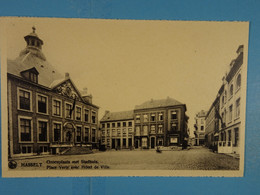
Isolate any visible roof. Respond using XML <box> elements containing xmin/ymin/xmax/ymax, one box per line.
<box><xmin>7</xmin><ymin>50</ymin><xmax>63</xmax><ymax>87</ymax></box>
<box><xmin>135</xmin><ymin>97</ymin><xmax>183</xmax><ymax>110</ymax></box>
<box><xmin>196</xmin><ymin>110</ymin><xmax>207</xmax><ymax>118</ymax></box>
<box><xmin>100</xmin><ymin>110</ymin><xmax>134</xmax><ymax>122</ymax></box>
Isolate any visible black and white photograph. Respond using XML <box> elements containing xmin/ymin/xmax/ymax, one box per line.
<box><xmin>0</xmin><ymin>17</ymin><xmax>249</xmax><ymax>177</ymax></box>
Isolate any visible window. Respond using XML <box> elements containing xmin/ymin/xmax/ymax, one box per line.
<box><xmin>128</xmin><ymin>122</ymin><xmax>132</xmax><ymax>127</ymax></box>
<box><xmin>229</xmin><ymin>105</ymin><xmax>233</xmax><ymax>122</ymax></box>
<box><xmin>222</xmin><ymin>96</ymin><xmax>225</xmax><ymax>106</ymax></box>
<box><xmin>236</xmin><ymin>74</ymin><xmax>241</xmax><ymax>90</ymax></box>
<box><xmin>228</xmin><ymin>130</ymin><xmax>231</xmax><ymax>142</ymax></box>
<box><xmin>158</xmin><ymin>125</ymin><xmax>163</xmax><ymax>134</ymax></box>
<box><xmin>37</xmin><ymin>95</ymin><xmax>47</xmax><ymax>114</ymax></box>
<box><xmin>143</xmin><ymin>114</ymin><xmax>148</xmax><ymax>122</ymax></box>
<box><xmin>224</xmin><ymin>109</ymin><xmax>227</xmax><ymax>124</ymax></box>
<box><xmin>84</xmin><ymin>127</ymin><xmax>89</xmax><ymax>142</ymax></box>
<box><xmin>107</xmin><ymin>129</ymin><xmax>110</xmax><ymax>136</ymax></box>
<box><xmin>135</xmin><ymin>126</ymin><xmax>140</xmax><ymax>136</ymax></box>
<box><xmin>159</xmin><ymin>113</ymin><xmax>163</xmax><ymax>121</ymax></box>
<box><xmin>20</xmin><ymin>118</ymin><xmax>32</xmax><ymax>142</ymax></box>
<box><xmin>200</xmin><ymin>126</ymin><xmax>204</xmax><ymax>131</ymax></box>
<box><xmin>84</xmin><ymin>109</ymin><xmax>89</xmax><ymax>122</ymax></box>
<box><xmin>112</xmin><ymin>129</ymin><xmax>116</xmax><ymax>136</ymax></box>
<box><xmin>65</xmin><ymin>103</ymin><xmax>72</xmax><ymax>119</ymax></box>
<box><xmin>128</xmin><ymin>128</ymin><xmax>132</xmax><ymax>136</ymax></box>
<box><xmin>21</xmin><ymin>146</ymin><xmax>32</xmax><ymax>154</ymax></box>
<box><xmin>29</xmin><ymin>72</ymin><xmax>38</xmax><ymax>83</ymax></box>
<box><xmin>158</xmin><ymin>138</ymin><xmax>163</xmax><ymax>146</ymax></box>
<box><xmin>151</xmin><ymin>125</ymin><xmax>155</xmax><ymax>134</ymax></box>
<box><xmin>117</xmin><ymin>129</ymin><xmax>121</xmax><ymax>136</ymax></box>
<box><xmin>230</xmin><ymin>84</ymin><xmax>234</xmax><ymax>97</ymax></box>
<box><xmin>151</xmin><ymin>114</ymin><xmax>155</xmax><ymax>121</ymax></box>
<box><xmin>107</xmin><ymin>123</ymin><xmax>110</xmax><ymax>128</ymax></box>
<box><xmin>224</xmin><ymin>90</ymin><xmax>227</xmax><ymax>103</ymax></box>
<box><xmin>123</xmin><ymin>122</ymin><xmax>126</xmax><ymax>127</ymax></box>
<box><xmin>92</xmin><ymin>129</ymin><xmax>96</xmax><ymax>142</ymax></box>
<box><xmin>123</xmin><ymin>129</ymin><xmax>126</xmax><ymax>137</ymax></box>
<box><xmin>53</xmin><ymin>123</ymin><xmax>61</xmax><ymax>142</ymax></box>
<box><xmin>234</xmin><ymin>128</ymin><xmax>239</xmax><ymax>146</ymax></box>
<box><xmin>143</xmin><ymin>126</ymin><xmax>148</xmax><ymax>135</ymax></box>
<box><xmin>38</xmin><ymin>121</ymin><xmax>48</xmax><ymax>142</ymax></box>
<box><xmin>39</xmin><ymin>146</ymin><xmax>48</xmax><ymax>153</ymax></box>
<box><xmin>236</xmin><ymin>98</ymin><xmax>240</xmax><ymax>118</ymax></box>
<box><xmin>171</xmin><ymin>123</ymin><xmax>178</xmax><ymax>131</ymax></box>
<box><xmin>171</xmin><ymin>111</ymin><xmax>177</xmax><ymax>120</ymax></box>
<box><xmin>136</xmin><ymin>115</ymin><xmax>140</xmax><ymax>123</ymax></box>
<box><xmin>76</xmin><ymin>126</ymin><xmax>81</xmax><ymax>142</ymax></box>
<box><xmin>102</xmin><ymin>130</ymin><xmax>105</xmax><ymax>135</ymax></box>
<box><xmin>117</xmin><ymin>122</ymin><xmax>121</xmax><ymax>127</ymax></box>
<box><xmin>76</xmin><ymin>107</ymin><xmax>82</xmax><ymax>120</ymax></box>
<box><xmin>18</xmin><ymin>89</ymin><xmax>31</xmax><ymax>111</ymax></box>
<box><xmin>92</xmin><ymin>111</ymin><xmax>96</xmax><ymax>123</ymax></box>
<box><xmin>102</xmin><ymin>123</ymin><xmax>105</xmax><ymax>128</ymax></box>
<box><xmin>53</xmin><ymin>100</ymin><xmax>61</xmax><ymax>116</ymax></box>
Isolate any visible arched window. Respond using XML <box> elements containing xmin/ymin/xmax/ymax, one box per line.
<box><xmin>236</xmin><ymin>74</ymin><xmax>241</xmax><ymax>90</ymax></box>
<box><xmin>230</xmin><ymin>84</ymin><xmax>234</xmax><ymax>97</ymax></box>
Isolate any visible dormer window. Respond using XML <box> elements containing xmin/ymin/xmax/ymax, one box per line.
<box><xmin>21</xmin><ymin>67</ymin><xmax>39</xmax><ymax>84</ymax></box>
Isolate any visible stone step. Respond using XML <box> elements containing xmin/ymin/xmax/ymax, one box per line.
<box><xmin>62</xmin><ymin>146</ymin><xmax>93</xmax><ymax>155</ymax></box>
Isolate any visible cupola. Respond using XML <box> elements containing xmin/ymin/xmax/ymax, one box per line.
<box><xmin>24</xmin><ymin>26</ymin><xmax>44</xmax><ymax>50</ymax></box>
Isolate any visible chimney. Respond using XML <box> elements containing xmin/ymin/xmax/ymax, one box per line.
<box><xmin>236</xmin><ymin>45</ymin><xmax>244</xmax><ymax>55</ymax></box>
<box><xmin>82</xmin><ymin>87</ymin><xmax>88</xmax><ymax>96</ymax></box>
<box><xmin>65</xmin><ymin>72</ymin><xmax>70</xmax><ymax>79</ymax></box>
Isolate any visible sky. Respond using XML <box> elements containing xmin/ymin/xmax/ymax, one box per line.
<box><xmin>2</xmin><ymin>17</ymin><xmax>249</xmax><ymax>136</ymax></box>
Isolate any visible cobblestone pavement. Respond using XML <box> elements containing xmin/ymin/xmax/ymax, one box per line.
<box><xmin>10</xmin><ymin>147</ymin><xmax>239</xmax><ymax>170</ymax></box>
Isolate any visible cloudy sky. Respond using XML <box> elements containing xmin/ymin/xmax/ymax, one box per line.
<box><xmin>2</xmin><ymin>17</ymin><xmax>249</xmax><ymax>136</ymax></box>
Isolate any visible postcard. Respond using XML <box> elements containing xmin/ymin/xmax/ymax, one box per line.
<box><xmin>0</xmin><ymin>17</ymin><xmax>249</xmax><ymax>177</ymax></box>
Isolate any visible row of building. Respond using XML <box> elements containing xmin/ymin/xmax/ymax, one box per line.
<box><xmin>194</xmin><ymin>45</ymin><xmax>244</xmax><ymax>155</ymax></box>
<box><xmin>100</xmin><ymin>98</ymin><xmax>189</xmax><ymax>149</ymax></box>
<box><xmin>7</xmin><ymin>27</ymin><xmax>189</xmax><ymax>158</ymax></box>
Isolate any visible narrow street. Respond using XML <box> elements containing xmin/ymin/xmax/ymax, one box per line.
<box><xmin>11</xmin><ymin>147</ymin><xmax>239</xmax><ymax>170</ymax></box>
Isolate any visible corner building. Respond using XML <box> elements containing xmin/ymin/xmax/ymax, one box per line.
<box><xmin>7</xmin><ymin>27</ymin><xmax>99</xmax><ymax>158</ymax></box>
<box><xmin>134</xmin><ymin>97</ymin><xmax>189</xmax><ymax>149</ymax></box>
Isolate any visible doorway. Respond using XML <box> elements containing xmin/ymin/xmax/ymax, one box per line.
<box><xmin>151</xmin><ymin>137</ymin><xmax>155</xmax><ymax>149</ymax></box>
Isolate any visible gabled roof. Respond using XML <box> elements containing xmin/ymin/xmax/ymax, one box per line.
<box><xmin>100</xmin><ymin>110</ymin><xmax>134</xmax><ymax>122</ymax></box>
<box><xmin>196</xmin><ymin>110</ymin><xmax>207</xmax><ymax>118</ymax></box>
<box><xmin>50</xmin><ymin>78</ymin><xmax>84</xmax><ymax>101</ymax></box>
<box><xmin>135</xmin><ymin>97</ymin><xmax>183</xmax><ymax>110</ymax></box>
<box><xmin>20</xmin><ymin>67</ymin><xmax>39</xmax><ymax>75</ymax></box>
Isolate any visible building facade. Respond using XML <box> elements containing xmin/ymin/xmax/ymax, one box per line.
<box><xmin>204</xmin><ymin>85</ymin><xmax>223</xmax><ymax>149</ymax></box>
<box><xmin>134</xmin><ymin>97</ymin><xmax>189</xmax><ymax>149</ymax></box>
<box><xmin>7</xmin><ymin>27</ymin><xmax>99</xmax><ymax>158</ymax></box>
<box><xmin>217</xmin><ymin>45</ymin><xmax>243</xmax><ymax>154</ymax></box>
<box><xmin>205</xmin><ymin>45</ymin><xmax>244</xmax><ymax>155</ymax></box>
<box><xmin>194</xmin><ymin>110</ymin><xmax>207</xmax><ymax>146</ymax></box>
<box><xmin>100</xmin><ymin>111</ymin><xmax>134</xmax><ymax>149</ymax></box>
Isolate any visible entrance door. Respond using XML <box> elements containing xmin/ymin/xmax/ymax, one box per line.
<box><xmin>112</xmin><ymin>139</ymin><xmax>116</xmax><ymax>149</ymax></box>
<box><xmin>117</xmin><ymin>139</ymin><xmax>121</xmax><ymax>149</ymax></box>
<box><xmin>151</xmin><ymin>137</ymin><xmax>155</xmax><ymax>149</ymax></box>
<box><xmin>135</xmin><ymin>140</ymin><xmax>139</xmax><ymax>148</ymax></box>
